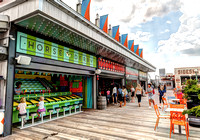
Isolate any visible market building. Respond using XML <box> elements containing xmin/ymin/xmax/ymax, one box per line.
<box><xmin>174</xmin><ymin>67</ymin><xmax>200</xmax><ymax>89</ymax></box>
<box><xmin>0</xmin><ymin>0</ymin><xmax>155</xmax><ymax>136</ymax></box>
<box><xmin>160</xmin><ymin>73</ymin><xmax>175</xmax><ymax>90</ymax></box>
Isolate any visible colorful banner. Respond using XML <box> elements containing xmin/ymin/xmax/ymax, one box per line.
<box><xmin>112</xmin><ymin>25</ymin><xmax>120</xmax><ymax>42</ymax></box>
<box><xmin>16</xmin><ymin>32</ymin><xmax>97</xmax><ymax>68</ymax></box>
<box><xmin>81</xmin><ymin>0</ymin><xmax>91</xmax><ymax>21</ymax></box>
<box><xmin>134</xmin><ymin>45</ymin><xmax>139</xmax><ymax>55</ymax></box>
<box><xmin>128</xmin><ymin>40</ymin><xmax>134</xmax><ymax>52</ymax></box>
<box><xmin>100</xmin><ymin>14</ymin><xmax>108</xmax><ymax>33</ymax></box>
<box><xmin>121</xmin><ymin>34</ymin><xmax>128</xmax><ymax>48</ymax></box>
<box><xmin>139</xmin><ymin>49</ymin><xmax>143</xmax><ymax>58</ymax></box>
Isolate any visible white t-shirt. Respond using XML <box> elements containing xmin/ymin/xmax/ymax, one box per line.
<box><xmin>18</xmin><ymin>103</ymin><xmax>27</xmax><ymax>114</ymax></box>
<box><xmin>131</xmin><ymin>87</ymin><xmax>135</xmax><ymax>92</ymax></box>
<box><xmin>39</xmin><ymin>101</ymin><xmax>44</xmax><ymax>109</ymax></box>
<box><xmin>113</xmin><ymin>87</ymin><xmax>117</xmax><ymax>94</ymax></box>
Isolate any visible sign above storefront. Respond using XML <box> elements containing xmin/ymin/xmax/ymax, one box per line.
<box><xmin>126</xmin><ymin>67</ymin><xmax>138</xmax><ymax>79</ymax></box>
<box><xmin>16</xmin><ymin>32</ymin><xmax>96</xmax><ymax>68</ymax></box>
<box><xmin>176</xmin><ymin>69</ymin><xmax>200</xmax><ymax>75</ymax></box>
<box><xmin>139</xmin><ymin>71</ymin><xmax>147</xmax><ymax>80</ymax></box>
<box><xmin>98</xmin><ymin>58</ymin><xmax>125</xmax><ymax>73</ymax></box>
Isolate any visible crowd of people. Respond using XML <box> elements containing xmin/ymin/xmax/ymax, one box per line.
<box><xmin>101</xmin><ymin>83</ymin><xmax>169</xmax><ymax>109</ymax></box>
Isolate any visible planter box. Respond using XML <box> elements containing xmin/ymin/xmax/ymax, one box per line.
<box><xmin>188</xmin><ymin>115</ymin><xmax>200</xmax><ymax>127</ymax></box>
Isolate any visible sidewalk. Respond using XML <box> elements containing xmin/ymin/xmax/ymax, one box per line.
<box><xmin>2</xmin><ymin>90</ymin><xmax>200</xmax><ymax>140</ymax></box>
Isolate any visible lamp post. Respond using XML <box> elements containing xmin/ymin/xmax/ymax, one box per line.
<box><xmin>194</xmin><ymin>69</ymin><xmax>198</xmax><ymax>81</ymax></box>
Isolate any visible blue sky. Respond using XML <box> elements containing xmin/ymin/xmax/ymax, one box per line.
<box><xmin>63</xmin><ymin>0</ymin><xmax>200</xmax><ymax>77</ymax></box>
<box><xmin>131</xmin><ymin>11</ymin><xmax>182</xmax><ymax>53</ymax></box>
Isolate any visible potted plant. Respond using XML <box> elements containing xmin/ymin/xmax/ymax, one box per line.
<box><xmin>183</xmin><ymin>79</ymin><xmax>200</xmax><ymax>109</ymax></box>
<box><xmin>183</xmin><ymin>105</ymin><xmax>200</xmax><ymax>126</ymax></box>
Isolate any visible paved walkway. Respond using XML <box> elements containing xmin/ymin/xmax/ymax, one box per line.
<box><xmin>2</xmin><ymin>90</ymin><xmax>200</xmax><ymax>140</ymax></box>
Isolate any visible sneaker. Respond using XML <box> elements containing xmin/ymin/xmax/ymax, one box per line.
<box><xmin>149</xmin><ymin>106</ymin><xmax>152</xmax><ymax>108</ymax></box>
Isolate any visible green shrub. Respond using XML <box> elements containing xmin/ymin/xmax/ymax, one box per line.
<box><xmin>183</xmin><ymin>105</ymin><xmax>200</xmax><ymax>117</ymax></box>
<box><xmin>184</xmin><ymin>79</ymin><xmax>200</xmax><ymax>103</ymax></box>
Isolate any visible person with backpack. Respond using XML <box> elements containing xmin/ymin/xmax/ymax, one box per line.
<box><xmin>146</xmin><ymin>83</ymin><xmax>155</xmax><ymax>108</ymax></box>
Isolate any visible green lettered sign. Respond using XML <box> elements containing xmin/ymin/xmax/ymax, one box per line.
<box><xmin>16</xmin><ymin>32</ymin><xmax>97</xmax><ymax>68</ymax></box>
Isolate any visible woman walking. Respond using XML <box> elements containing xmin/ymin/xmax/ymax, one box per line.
<box><xmin>159</xmin><ymin>85</ymin><xmax>165</xmax><ymax>108</ymax></box>
<box><xmin>130</xmin><ymin>85</ymin><xmax>135</xmax><ymax>103</ymax></box>
<box><xmin>146</xmin><ymin>83</ymin><xmax>155</xmax><ymax>108</ymax></box>
<box><xmin>135</xmin><ymin>84</ymin><xmax>142</xmax><ymax>107</ymax></box>
<box><xmin>122</xmin><ymin>86</ymin><xmax>128</xmax><ymax>106</ymax></box>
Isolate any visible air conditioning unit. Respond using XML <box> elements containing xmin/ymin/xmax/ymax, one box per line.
<box><xmin>0</xmin><ymin>15</ymin><xmax>9</xmax><ymax>32</ymax></box>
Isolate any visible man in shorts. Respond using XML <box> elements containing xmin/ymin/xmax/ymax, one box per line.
<box><xmin>146</xmin><ymin>83</ymin><xmax>155</xmax><ymax>108</ymax></box>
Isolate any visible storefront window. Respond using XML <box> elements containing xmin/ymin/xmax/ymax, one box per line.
<box><xmin>12</xmin><ymin>70</ymin><xmax>92</xmax><ymax>124</ymax></box>
<box><xmin>181</xmin><ymin>76</ymin><xmax>200</xmax><ymax>85</ymax></box>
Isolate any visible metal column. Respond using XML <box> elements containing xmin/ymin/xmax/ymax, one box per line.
<box><xmin>3</xmin><ymin>26</ymin><xmax>16</xmax><ymax>136</ymax></box>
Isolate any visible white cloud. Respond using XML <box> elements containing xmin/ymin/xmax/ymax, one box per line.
<box><xmin>166</xmin><ymin>20</ymin><xmax>172</xmax><ymax>24</ymax></box>
<box><xmin>160</xmin><ymin>29</ymin><xmax>170</xmax><ymax>34</ymax></box>
<box><xmin>129</xmin><ymin>31</ymin><xmax>153</xmax><ymax>43</ymax></box>
<box><xmin>155</xmin><ymin>0</ymin><xmax>200</xmax><ymax>74</ymax></box>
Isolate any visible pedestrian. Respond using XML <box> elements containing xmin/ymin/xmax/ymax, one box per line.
<box><xmin>158</xmin><ymin>85</ymin><xmax>165</xmax><ymax>108</ymax></box>
<box><xmin>122</xmin><ymin>86</ymin><xmax>128</xmax><ymax>106</ymax></box>
<box><xmin>135</xmin><ymin>84</ymin><xmax>142</xmax><ymax>107</ymax></box>
<box><xmin>106</xmin><ymin>88</ymin><xmax>111</xmax><ymax>104</ymax></box>
<box><xmin>112</xmin><ymin>85</ymin><xmax>117</xmax><ymax>104</ymax></box>
<box><xmin>130</xmin><ymin>85</ymin><xmax>135</xmax><ymax>103</ymax></box>
<box><xmin>118</xmin><ymin>85</ymin><xmax>123</xmax><ymax>107</ymax></box>
<box><xmin>146</xmin><ymin>83</ymin><xmax>155</xmax><ymax>108</ymax></box>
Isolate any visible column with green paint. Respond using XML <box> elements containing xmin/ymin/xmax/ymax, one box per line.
<box><xmin>74</xmin><ymin>50</ymin><xmax>79</xmax><ymax>64</ymax></box>
<box><xmin>44</xmin><ymin>40</ymin><xmax>52</xmax><ymax>59</ymax></box>
<box><xmin>86</xmin><ymin>54</ymin><xmax>90</xmax><ymax>67</ymax></box>
<box><xmin>69</xmin><ymin>48</ymin><xmax>74</xmax><ymax>63</ymax></box>
<box><xmin>27</xmin><ymin>34</ymin><xmax>36</xmax><ymax>55</ymax></box>
<box><xmin>51</xmin><ymin>43</ymin><xmax>58</xmax><ymax>60</ymax></box>
<box><xmin>78</xmin><ymin>51</ymin><xmax>83</xmax><ymax>65</ymax></box>
<box><xmin>93</xmin><ymin>56</ymin><xmax>97</xmax><ymax>68</ymax></box>
<box><xmin>58</xmin><ymin>45</ymin><xmax>64</xmax><ymax>61</ymax></box>
<box><xmin>16</xmin><ymin>32</ymin><xmax>27</xmax><ymax>54</ymax></box>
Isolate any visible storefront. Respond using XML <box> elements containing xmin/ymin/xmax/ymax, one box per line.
<box><xmin>5</xmin><ymin>30</ymin><xmax>97</xmax><ymax>132</ymax></box>
<box><xmin>97</xmin><ymin>58</ymin><xmax>125</xmax><ymax>97</ymax></box>
<box><xmin>1</xmin><ymin>0</ymin><xmax>156</xmax><ymax>136</ymax></box>
<box><xmin>175</xmin><ymin>67</ymin><xmax>200</xmax><ymax>89</ymax></box>
<box><xmin>126</xmin><ymin>67</ymin><xmax>139</xmax><ymax>91</ymax></box>
<box><xmin>139</xmin><ymin>71</ymin><xmax>148</xmax><ymax>91</ymax></box>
